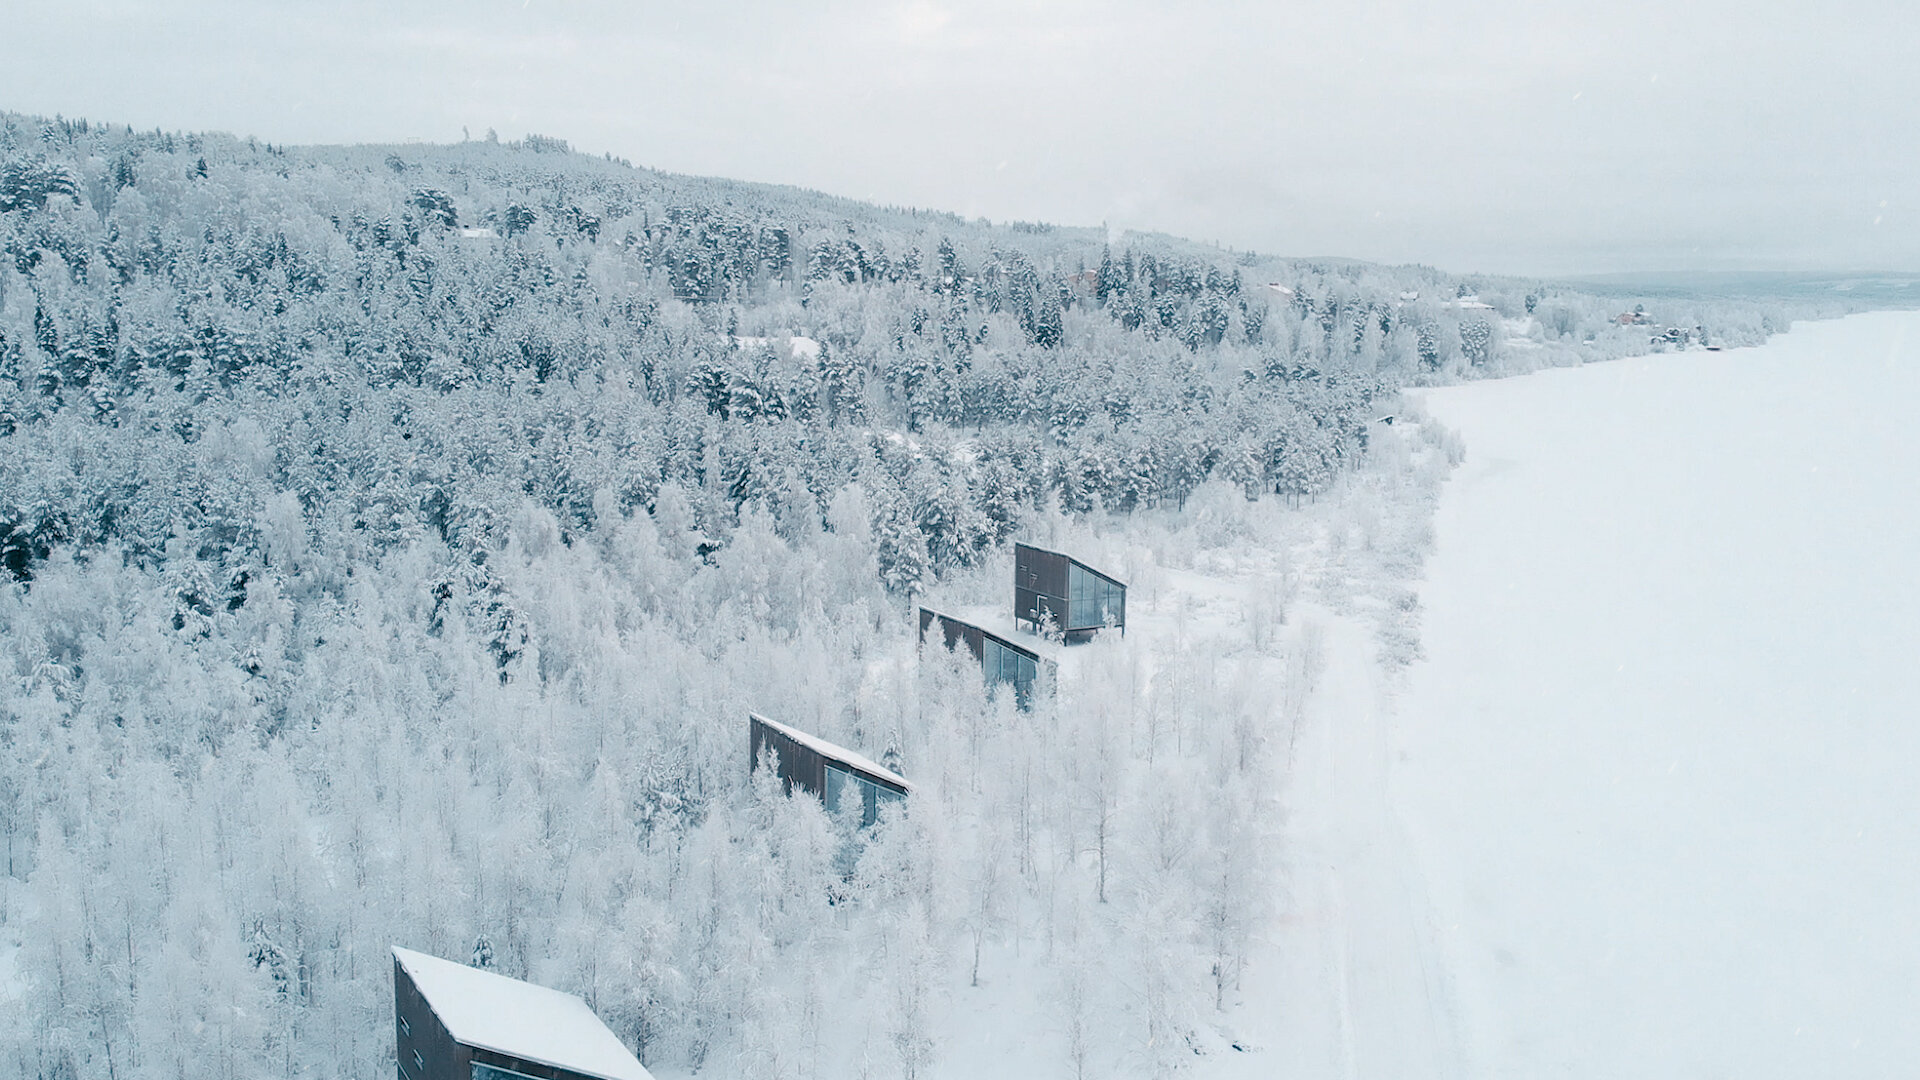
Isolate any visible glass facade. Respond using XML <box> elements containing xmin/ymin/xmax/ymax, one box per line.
<box><xmin>825</xmin><ymin>764</ymin><xmax>907</xmax><ymax>827</ymax></box>
<box><xmin>982</xmin><ymin>637</ymin><xmax>1040</xmax><ymax>705</ymax></box>
<box><xmin>1067</xmin><ymin>563</ymin><xmax>1126</xmax><ymax>631</ymax></box>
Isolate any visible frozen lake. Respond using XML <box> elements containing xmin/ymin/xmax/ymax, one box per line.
<box><xmin>1398</xmin><ymin>311</ymin><xmax>1920</xmax><ymax>1077</ymax></box>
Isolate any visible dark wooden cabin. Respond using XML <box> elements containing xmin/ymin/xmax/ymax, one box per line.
<box><xmin>918</xmin><ymin>607</ymin><xmax>1054</xmax><ymax>707</ymax></box>
<box><xmin>392</xmin><ymin>946</ymin><xmax>652</xmax><ymax>1080</ymax></box>
<box><xmin>749</xmin><ymin>713</ymin><xmax>910</xmax><ymax>827</ymax></box>
<box><xmin>1013</xmin><ymin>542</ymin><xmax>1127</xmax><ymax>643</ymax></box>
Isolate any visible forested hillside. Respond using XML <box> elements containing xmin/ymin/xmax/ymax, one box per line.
<box><xmin>0</xmin><ymin>111</ymin><xmax>1820</xmax><ymax>1080</ymax></box>
<box><xmin>0</xmin><ymin>111</ymin><xmax>1813</xmax><ymax>589</ymax></box>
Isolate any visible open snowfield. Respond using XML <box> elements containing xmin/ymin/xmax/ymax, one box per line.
<box><xmin>1374</xmin><ymin>310</ymin><xmax>1920</xmax><ymax>1077</ymax></box>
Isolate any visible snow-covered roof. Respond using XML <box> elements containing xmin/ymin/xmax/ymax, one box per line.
<box><xmin>750</xmin><ymin>713</ymin><xmax>912</xmax><ymax>791</ymax></box>
<box><xmin>392</xmin><ymin>947</ymin><xmax>653</xmax><ymax>1080</ymax></box>
<box><xmin>925</xmin><ymin>606</ymin><xmax>1060</xmax><ymax>665</ymax></box>
<box><xmin>459</xmin><ymin>227</ymin><xmax>497</xmax><ymax>239</ymax></box>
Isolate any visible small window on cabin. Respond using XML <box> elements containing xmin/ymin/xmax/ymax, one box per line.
<box><xmin>399</xmin><ymin>1016</ymin><xmax>410</xmax><ymax>1037</ymax></box>
<box><xmin>413</xmin><ymin>1049</ymin><xmax>425</xmax><ymax>1070</ymax></box>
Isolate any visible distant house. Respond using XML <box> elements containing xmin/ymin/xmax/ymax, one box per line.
<box><xmin>749</xmin><ymin>713</ymin><xmax>909</xmax><ymax>827</ymax></box>
<box><xmin>918</xmin><ymin>607</ymin><xmax>1055</xmax><ymax>707</ymax></box>
<box><xmin>458</xmin><ymin>226</ymin><xmax>498</xmax><ymax>240</ymax></box>
<box><xmin>1014</xmin><ymin>542</ymin><xmax>1126</xmax><ymax>643</ymax></box>
<box><xmin>391</xmin><ymin>946</ymin><xmax>652</xmax><ymax>1080</ymax></box>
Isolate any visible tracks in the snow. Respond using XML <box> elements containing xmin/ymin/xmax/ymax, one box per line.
<box><xmin>1275</xmin><ymin>610</ymin><xmax>1465</xmax><ymax>1080</ymax></box>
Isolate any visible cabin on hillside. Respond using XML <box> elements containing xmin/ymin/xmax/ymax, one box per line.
<box><xmin>749</xmin><ymin>713</ymin><xmax>909</xmax><ymax>827</ymax></box>
<box><xmin>1013</xmin><ymin>542</ymin><xmax>1126</xmax><ymax>643</ymax></box>
<box><xmin>391</xmin><ymin>946</ymin><xmax>653</xmax><ymax>1080</ymax></box>
<box><xmin>918</xmin><ymin>608</ymin><xmax>1055</xmax><ymax>708</ymax></box>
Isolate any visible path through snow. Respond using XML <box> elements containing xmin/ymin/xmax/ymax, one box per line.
<box><xmin>1245</xmin><ymin>609</ymin><xmax>1464</xmax><ymax>1080</ymax></box>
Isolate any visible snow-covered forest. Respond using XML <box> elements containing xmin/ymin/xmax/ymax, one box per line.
<box><xmin>0</xmin><ymin>111</ymin><xmax>1863</xmax><ymax>1080</ymax></box>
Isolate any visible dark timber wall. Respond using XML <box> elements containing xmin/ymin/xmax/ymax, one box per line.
<box><xmin>394</xmin><ymin>957</ymin><xmax>471</xmax><ymax>1080</ymax></box>
<box><xmin>1014</xmin><ymin>542</ymin><xmax>1070</xmax><ymax>636</ymax></box>
<box><xmin>749</xmin><ymin>715</ymin><xmax>909</xmax><ymax>801</ymax></box>
<box><xmin>394</xmin><ymin>957</ymin><xmax>626</xmax><ymax>1080</ymax></box>
<box><xmin>749</xmin><ymin>714</ymin><xmax>909</xmax><ymax>827</ymax></box>
<box><xmin>1013</xmin><ymin>542</ymin><xmax>1127</xmax><ymax>643</ymax></box>
<box><xmin>751</xmin><ymin>713</ymin><xmax>830</xmax><ymax>801</ymax></box>
<box><xmin>919</xmin><ymin>607</ymin><xmax>987</xmax><ymax>662</ymax></box>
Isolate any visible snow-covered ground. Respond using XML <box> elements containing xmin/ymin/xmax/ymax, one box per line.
<box><xmin>1058</xmin><ymin>309</ymin><xmax>1920</xmax><ymax>1080</ymax></box>
<box><xmin>1376</xmin><ymin>310</ymin><xmax>1920</xmax><ymax>1077</ymax></box>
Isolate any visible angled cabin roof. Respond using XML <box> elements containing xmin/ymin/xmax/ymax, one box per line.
<box><xmin>749</xmin><ymin>713</ymin><xmax>912</xmax><ymax>794</ymax></box>
<box><xmin>918</xmin><ymin>607</ymin><xmax>1047</xmax><ymax>664</ymax></box>
<box><xmin>391</xmin><ymin>947</ymin><xmax>653</xmax><ymax>1080</ymax></box>
<box><xmin>1014</xmin><ymin>542</ymin><xmax>1125</xmax><ymax>589</ymax></box>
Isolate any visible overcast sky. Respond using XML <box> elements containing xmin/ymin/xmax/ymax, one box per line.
<box><xmin>3</xmin><ymin>0</ymin><xmax>1915</xmax><ymax>276</ymax></box>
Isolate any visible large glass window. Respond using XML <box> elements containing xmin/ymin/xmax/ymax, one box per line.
<box><xmin>983</xmin><ymin>639</ymin><xmax>1040</xmax><ymax>705</ymax></box>
<box><xmin>1100</xmin><ymin>576</ymin><xmax>1125</xmax><ymax>628</ymax></box>
<box><xmin>824</xmin><ymin>766</ymin><xmax>850</xmax><ymax>816</ymax></box>
<box><xmin>826</xmin><ymin>764</ymin><xmax>905</xmax><ymax>827</ymax></box>
<box><xmin>872</xmin><ymin>782</ymin><xmax>906</xmax><ymax>821</ymax></box>
<box><xmin>1068</xmin><ymin>564</ymin><xmax>1124</xmax><ymax>630</ymax></box>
